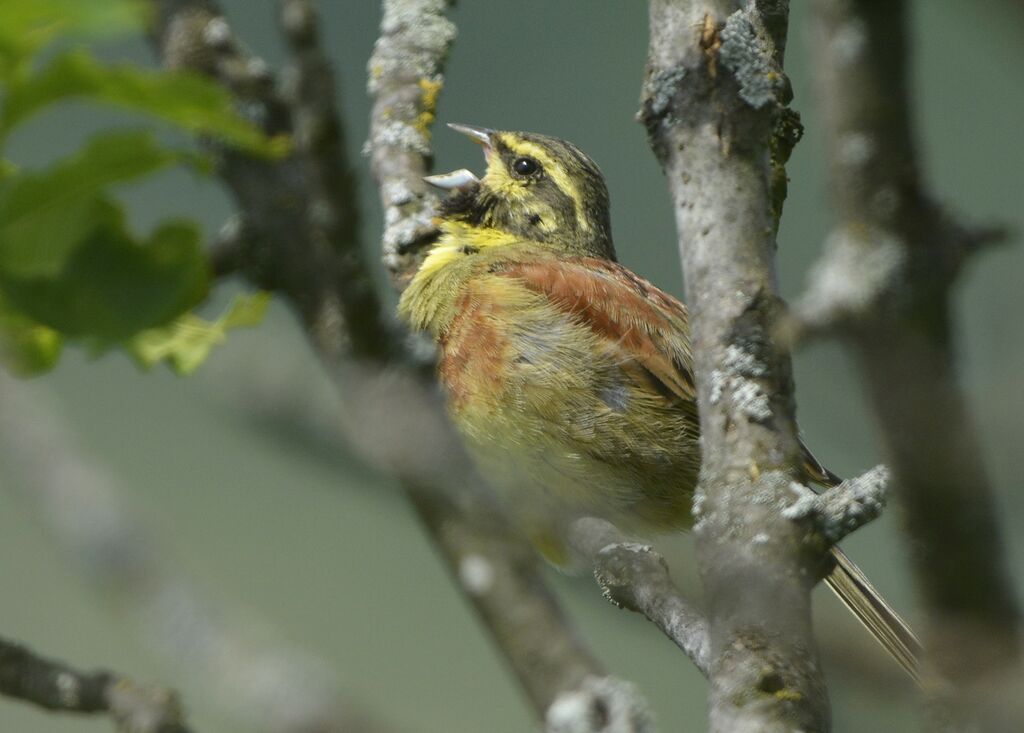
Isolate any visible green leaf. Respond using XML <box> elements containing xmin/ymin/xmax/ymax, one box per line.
<box><xmin>0</xmin><ymin>216</ymin><xmax>209</xmax><ymax>342</ymax></box>
<box><xmin>1</xmin><ymin>48</ymin><xmax>289</xmax><ymax>156</ymax></box>
<box><xmin>0</xmin><ymin>130</ymin><xmax>184</xmax><ymax>278</ymax></box>
<box><xmin>0</xmin><ymin>293</ymin><xmax>62</xmax><ymax>375</ymax></box>
<box><xmin>129</xmin><ymin>291</ymin><xmax>271</xmax><ymax>374</ymax></box>
<box><xmin>0</xmin><ymin>0</ymin><xmax>144</xmax><ymax>79</ymax></box>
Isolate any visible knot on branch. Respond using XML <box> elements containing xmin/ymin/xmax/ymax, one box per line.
<box><xmin>783</xmin><ymin>465</ymin><xmax>889</xmax><ymax>544</ymax></box>
<box><xmin>593</xmin><ymin>542</ymin><xmax>661</xmax><ymax>611</ymax></box>
<box><xmin>545</xmin><ymin>676</ymin><xmax>654</xmax><ymax>733</ymax></box>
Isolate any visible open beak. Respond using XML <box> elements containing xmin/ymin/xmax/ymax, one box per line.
<box><xmin>446</xmin><ymin>122</ymin><xmax>493</xmax><ymax>147</ymax></box>
<box><xmin>423</xmin><ymin>168</ymin><xmax>479</xmax><ymax>190</ymax></box>
<box><xmin>423</xmin><ymin>123</ymin><xmax>494</xmax><ymax>191</ymax></box>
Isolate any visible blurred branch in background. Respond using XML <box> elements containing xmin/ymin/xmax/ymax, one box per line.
<box><xmin>0</xmin><ymin>636</ymin><xmax>191</xmax><ymax>733</ymax></box>
<box><xmin>795</xmin><ymin>1</ymin><xmax>1023</xmax><ymax>728</ymax></box>
<box><xmin>0</xmin><ymin>373</ymin><xmax>397</xmax><ymax>733</ymax></box>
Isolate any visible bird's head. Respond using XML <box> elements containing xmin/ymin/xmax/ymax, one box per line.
<box><xmin>426</xmin><ymin>124</ymin><xmax>615</xmax><ymax>259</ymax></box>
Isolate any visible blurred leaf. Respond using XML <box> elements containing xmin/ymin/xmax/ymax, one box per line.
<box><xmin>129</xmin><ymin>291</ymin><xmax>271</xmax><ymax>374</ymax></box>
<box><xmin>0</xmin><ymin>130</ymin><xmax>185</xmax><ymax>278</ymax></box>
<box><xmin>0</xmin><ymin>217</ymin><xmax>209</xmax><ymax>342</ymax></box>
<box><xmin>0</xmin><ymin>0</ymin><xmax>144</xmax><ymax>79</ymax></box>
<box><xmin>1</xmin><ymin>48</ymin><xmax>289</xmax><ymax>156</ymax></box>
<box><xmin>0</xmin><ymin>293</ymin><xmax>62</xmax><ymax>375</ymax></box>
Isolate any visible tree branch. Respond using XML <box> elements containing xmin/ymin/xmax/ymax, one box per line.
<box><xmin>152</xmin><ymin>0</ymin><xmax>394</xmax><ymax>363</ymax></box>
<box><xmin>567</xmin><ymin>519</ymin><xmax>712</xmax><ymax>677</ymax></box>
<box><xmin>792</xmin><ymin>0</ymin><xmax>1023</xmax><ymax>726</ymax></box>
<box><xmin>640</xmin><ymin>2</ymin><xmax>837</xmax><ymax>731</ymax></box>
<box><xmin>150</xmin><ymin>2</ymin><xmax>657</xmax><ymax>728</ymax></box>
<box><xmin>782</xmin><ymin>466</ymin><xmax>888</xmax><ymax>544</ymax></box>
<box><xmin>365</xmin><ymin>0</ymin><xmax>451</xmax><ymax>286</ymax></box>
<box><xmin>0</xmin><ymin>637</ymin><xmax>191</xmax><ymax>733</ymax></box>
<box><xmin>363</xmin><ymin>4</ymin><xmax>653</xmax><ymax>727</ymax></box>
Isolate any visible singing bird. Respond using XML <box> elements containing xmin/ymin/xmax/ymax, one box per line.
<box><xmin>399</xmin><ymin>123</ymin><xmax>920</xmax><ymax>679</ymax></box>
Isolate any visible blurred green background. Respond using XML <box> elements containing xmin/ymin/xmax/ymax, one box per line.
<box><xmin>2</xmin><ymin>1</ymin><xmax>1022</xmax><ymax>731</ymax></box>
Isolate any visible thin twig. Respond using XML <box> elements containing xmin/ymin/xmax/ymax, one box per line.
<box><xmin>567</xmin><ymin>519</ymin><xmax>711</xmax><ymax>677</ymax></box>
<box><xmin>0</xmin><ymin>637</ymin><xmax>191</xmax><ymax>733</ymax></box>
<box><xmin>365</xmin><ymin>0</ymin><xmax>451</xmax><ymax>285</ymax></box>
<box><xmin>783</xmin><ymin>466</ymin><xmax>888</xmax><ymax>544</ymax></box>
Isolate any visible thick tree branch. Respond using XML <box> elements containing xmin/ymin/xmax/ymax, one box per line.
<box><xmin>795</xmin><ymin>0</ymin><xmax>1023</xmax><ymax>725</ymax></box>
<box><xmin>640</xmin><ymin>2</ymin><xmax>837</xmax><ymax>731</ymax></box>
<box><xmin>0</xmin><ymin>637</ymin><xmax>191</xmax><ymax>733</ymax></box>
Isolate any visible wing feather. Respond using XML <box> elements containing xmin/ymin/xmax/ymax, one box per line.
<box><xmin>495</xmin><ymin>257</ymin><xmax>697</xmax><ymax>407</ymax></box>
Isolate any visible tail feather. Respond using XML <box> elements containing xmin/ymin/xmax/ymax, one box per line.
<box><xmin>825</xmin><ymin>546</ymin><xmax>922</xmax><ymax>683</ymax></box>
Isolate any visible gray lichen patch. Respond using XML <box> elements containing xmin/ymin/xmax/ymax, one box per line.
<box><xmin>795</xmin><ymin>225</ymin><xmax>905</xmax><ymax>330</ymax></box>
<box><xmin>641</xmin><ymin>66</ymin><xmax>687</xmax><ymax>121</ymax></box>
<box><xmin>781</xmin><ymin>481</ymin><xmax>820</xmax><ymax>521</ymax></box>
<box><xmin>368</xmin><ymin>117</ymin><xmax>431</xmax><ymax>156</ymax></box>
<box><xmin>732</xmin><ymin>380</ymin><xmax>772</xmax><ymax>421</ymax></box>
<box><xmin>368</xmin><ymin>0</ymin><xmax>456</xmax><ymax>95</ymax></box>
<box><xmin>783</xmin><ymin>466</ymin><xmax>889</xmax><ymax>542</ymax></box>
<box><xmin>691</xmin><ymin>486</ymin><xmax>708</xmax><ymax>531</ymax></box>
<box><xmin>546</xmin><ymin>675</ymin><xmax>654</xmax><ymax>733</ymax></box>
<box><xmin>724</xmin><ymin>343</ymin><xmax>768</xmax><ymax>377</ymax></box>
<box><xmin>457</xmin><ymin>553</ymin><xmax>495</xmax><ymax>595</ymax></box>
<box><xmin>837</xmin><ymin>131</ymin><xmax>875</xmax><ymax>168</ymax></box>
<box><xmin>709</xmin><ymin>341</ymin><xmax>772</xmax><ymax>422</ymax></box>
<box><xmin>382</xmin><ymin>179</ymin><xmax>416</xmax><ymax>207</ymax></box>
<box><xmin>382</xmin><ymin>201</ymin><xmax>435</xmax><ymax>255</ymax></box>
<box><xmin>719</xmin><ymin>9</ymin><xmax>786</xmax><ymax>109</ymax></box>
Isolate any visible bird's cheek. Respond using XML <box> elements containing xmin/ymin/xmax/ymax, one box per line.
<box><xmin>482</xmin><ymin>166</ymin><xmax>527</xmax><ymax>199</ymax></box>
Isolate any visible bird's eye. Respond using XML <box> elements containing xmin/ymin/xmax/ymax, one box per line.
<box><xmin>512</xmin><ymin>157</ymin><xmax>540</xmax><ymax>176</ymax></box>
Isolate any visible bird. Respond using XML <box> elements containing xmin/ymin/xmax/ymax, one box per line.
<box><xmin>399</xmin><ymin>122</ymin><xmax>920</xmax><ymax>680</ymax></box>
